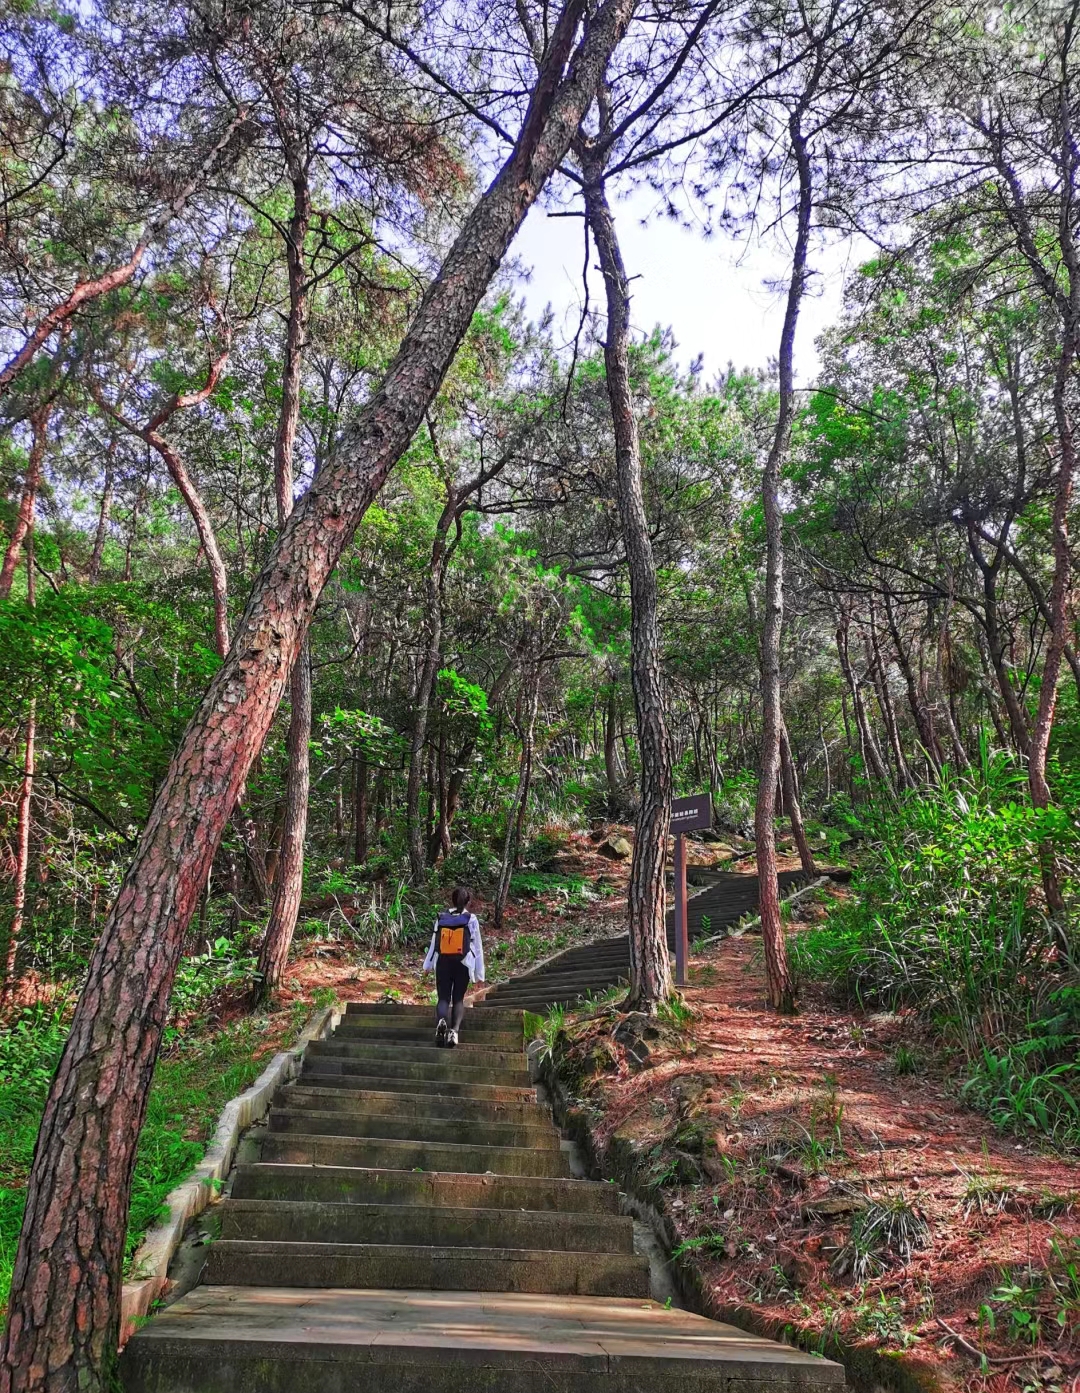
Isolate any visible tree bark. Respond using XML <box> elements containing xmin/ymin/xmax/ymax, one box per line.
<box><xmin>583</xmin><ymin>167</ymin><xmax>672</xmax><ymax>1011</ymax></box>
<box><xmin>836</xmin><ymin>612</ymin><xmax>891</xmax><ymax>787</ymax></box>
<box><xmin>407</xmin><ymin>488</ymin><xmax>455</xmax><ymax>883</ymax></box>
<box><xmin>92</xmin><ymin>347</ymin><xmax>233</xmax><ymax>657</ymax></box>
<box><xmin>0</xmin><ymin>404</ymin><xmax>52</xmax><ymax>601</ymax></box>
<box><xmin>257</xmin><ymin>644</ymin><xmax>311</xmax><ymax>992</ymax></box>
<box><xmin>754</xmin><ymin>108</ymin><xmax>813</xmax><ymax>1016</ymax></box>
<box><xmin>3</xmin><ymin>542</ymin><xmax>36</xmax><ymax>1002</ymax></box>
<box><xmin>883</xmin><ymin>592</ymin><xmax>943</xmax><ymax>775</ymax></box>
<box><xmin>0</xmin><ymin>10</ymin><xmax>634</xmax><ymax>1384</ymax></box>
<box><xmin>865</xmin><ymin>614</ymin><xmax>913</xmax><ymax>789</ymax></box>
<box><xmin>603</xmin><ymin>677</ymin><xmax>625</xmax><ymax>811</ymax></box>
<box><xmin>1029</xmin><ymin>335</ymin><xmax>1076</xmax><ymax>915</ymax></box>
<box><xmin>780</xmin><ymin>721</ymin><xmax>816</xmax><ymax>876</ymax></box>
<box><xmin>494</xmin><ymin>674</ymin><xmax>539</xmax><ymax>928</ymax></box>
<box><xmin>967</xmin><ymin>529</ymin><xmax>1032</xmax><ymax>755</ymax></box>
<box><xmin>259</xmin><ymin>165</ymin><xmax>314</xmax><ymax>995</ymax></box>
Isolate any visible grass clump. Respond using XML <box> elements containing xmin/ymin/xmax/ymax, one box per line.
<box><xmin>833</xmin><ymin>1194</ymin><xmax>929</xmax><ymax>1282</ymax></box>
<box><xmin>792</xmin><ymin>751</ymin><xmax>1080</xmax><ymax>1144</ymax></box>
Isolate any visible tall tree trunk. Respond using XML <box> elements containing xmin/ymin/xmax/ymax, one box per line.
<box><xmin>969</xmin><ymin>535</ymin><xmax>1032</xmax><ymax>755</ymax></box>
<box><xmin>408</xmin><ymin>491</ymin><xmax>455</xmax><ymax>883</ymax></box>
<box><xmin>884</xmin><ymin>592</ymin><xmax>943</xmax><ymax>775</ymax></box>
<box><xmin>780</xmin><ymin>721</ymin><xmax>817</xmax><ymax>876</ymax></box>
<box><xmin>0</xmin><ymin>12</ymin><xmax>632</xmax><ymax>1383</ymax></box>
<box><xmin>0</xmin><ymin>403</ymin><xmax>51</xmax><ymax>600</ymax></box>
<box><xmin>353</xmin><ymin>751</ymin><xmax>369</xmax><ymax>865</ymax></box>
<box><xmin>259</xmin><ymin>170</ymin><xmax>313</xmax><ymax>995</ymax></box>
<box><xmin>145</xmin><ymin>429</ymin><xmax>232</xmax><ymax>657</ymax></box>
<box><xmin>256</xmin><ymin>645</ymin><xmax>311</xmax><ymax>992</ymax></box>
<box><xmin>865</xmin><ymin>615</ymin><xmax>913</xmax><ymax>789</ymax></box>
<box><xmin>87</xmin><ymin>444</ymin><xmax>115</xmax><ymax>584</ymax></box>
<box><xmin>494</xmin><ymin>675</ymin><xmax>539</xmax><ymax>928</ymax></box>
<box><xmin>3</xmin><ymin>542</ymin><xmax>36</xmax><ymax>1002</ymax></box>
<box><xmin>837</xmin><ymin>613</ymin><xmax>891</xmax><ymax>787</ymax></box>
<box><xmin>603</xmin><ymin>677</ymin><xmax>624</xmax><ymax>811</ymax></box>
<box><xmin>583</xmin><ymin>167</ymin><xmax>672</xmax><ymax>1010</ymax></box>
<box><xmin>1029</xmin><ymin>335</ymin><xmax>1076</xmax><ymax>915</ymax></box>
<box><xmin>754</xmin><ymin>110</ymin><xmax>813</xmax><ymax>1016</ymax></box>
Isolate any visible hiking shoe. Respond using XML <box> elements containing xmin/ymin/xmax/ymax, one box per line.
<box><xmin>446</xmin><ymin>1029</ymin><xmax>459</xmax><ymax>1049</ymax></box>
<box><xmin>435</xmin><ymin>1019</ymin><xmax>449</xmax><ymax>1048</ymax></box>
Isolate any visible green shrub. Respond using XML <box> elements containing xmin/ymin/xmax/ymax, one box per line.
<box><xmin>793</xmin><ymin>751</ymin><xmax>1080</xmax><ymax>1143</ymax></box>
<box><xmin>0</xmin><ymin>1008</ymin><xmax>304</xmax><ymax>1311</ymax></box>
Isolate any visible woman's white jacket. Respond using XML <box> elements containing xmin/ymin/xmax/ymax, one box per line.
<box><xmin>422</xmin><ymin>913</ymin><xmax>485</xmax><ymax>983</ymax></box>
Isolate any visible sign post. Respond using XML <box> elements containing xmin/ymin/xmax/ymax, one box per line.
<box><xmin>669</xmin><ymin>794</ymin><xmax>712</xmax><ymax>987</ymax></box>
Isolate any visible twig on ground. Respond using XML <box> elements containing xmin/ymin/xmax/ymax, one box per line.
<box><xmin>934</xmin><ymin>1318</ymin><xmax>1046</xmax><ymax>1366</ymax></box>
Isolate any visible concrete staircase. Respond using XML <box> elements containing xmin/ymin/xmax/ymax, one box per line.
<box><xmin>122</xmin><ymin>1001</ymin><xmax>843</xmax><ymax>1393</ymax></box>
<box><xmin>480</xmin><ymin>870</ymin><xmax>812</xmax><ymax>1013</ymax></box>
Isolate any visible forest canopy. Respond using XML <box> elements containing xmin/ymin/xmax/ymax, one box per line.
<box><xmin>1</xmin><ymin>0</ymin><xmax>1080</xmax><ymax>1388</ymax></box>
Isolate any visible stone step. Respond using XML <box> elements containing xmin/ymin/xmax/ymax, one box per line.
<box><xmin>485</xmin><ymin>983</ymin><xmax>623</xmax><ymax>1003</ymax></box>
<box><xmin>202</xmin><ymin>1240</ymin><xmax>650</xmax><ymax>1298</ymax></box>
<box><xmin>122</xmin><ymin>1288</ymin><xmax>847</xmax><ymax>1393</ymax></box>
<box><xmin>275</xmin><ymin>1084</ymin><xmax>548</xmax><ymax>1126</ymax></box>
<box><xmin>258</xmin><ymin>1130</ymin><xmax>572</xmax><ymax>1177</ymax></box>
<box><xmin>302</xmin><ymin>1053</ymin><xmax>532</xmax><ymax>1087</ymax></box>
<box><xmin>489</xmin><ymin>971</ymin><xmax>626</xmax><ymax>995</ymax></box>
<box><xmin>512</xmin><ymin>950</ymin><xmax>628</xmax><ymax>972</ymax></box>
<box><xmin>220</xmin><ymin>1198</ymin><xmax>635</xmax><ymax>1254</ymax></box>
<box><xmin>483</xmin><ymin>990</ymin><xmax>609</xmax><ymax>1009</ymax></box>
<box><xmin>298</xmin><ymin>1066</ymin><xmax>535</xmax><ymax>1102</ymax></box>
<box><xmin>334</xmin><ymin>1022</ymin><xmax>524</xmax><ymax>1049</ymax></box>
<box><xmin>267</xmin><ymin>1108</ymin><xmax>560</xmax><ymax>1151</ymax></box>
<box><xmin>345</xmin><ymin>1003</ymin><xmax>524</xmax><ymax>1027</ymax></box>
<box><xmin>311</xmin><ymin>1039</ymin><xmax>526</xmax><ymax>1069</ymax></box>
<box><xmin>231</xmin><ymin>1163</ymin><xmax>621</xmax><ymax>1214</ymax></box>
<box><xmin>512</xmin><ymin>953</ymin><xmax>626</xmax><ymax>974</ymax></box>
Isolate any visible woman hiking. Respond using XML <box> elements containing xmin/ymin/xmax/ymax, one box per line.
<box><xmin>422</xmin><ymin>886</ymin><xmax>485</xmax><ymax>1048</ymax></box>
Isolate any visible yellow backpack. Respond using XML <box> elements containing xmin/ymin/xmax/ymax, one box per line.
<box><xmin>437</xmin><ymin>914</ymin><xmax>469</xmax><ymax>956</ymax></box>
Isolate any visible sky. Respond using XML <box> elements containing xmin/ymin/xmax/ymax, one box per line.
<box><xmin>510</xmin><ymin>185</ymin><xmax>869</xmax><ymax>386</ymax></box>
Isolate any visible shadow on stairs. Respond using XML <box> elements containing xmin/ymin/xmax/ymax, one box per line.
<box><xmin>121</xmin><ymin>1002</ymin><xmax>844</xmax><ymax>1393</ymax></box>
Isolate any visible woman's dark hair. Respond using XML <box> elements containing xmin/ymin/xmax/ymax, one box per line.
<box><xmin>451</xmin><ymin>885</ymin><xmax>472</xmax><ymax>912</ymax></box>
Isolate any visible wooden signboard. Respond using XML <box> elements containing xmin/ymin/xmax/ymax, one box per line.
<box><xmin>670</xmin><ymin>794</ymin><xmax>712</xmax><ymax>834</ymax></box>
<box><xmin>670</xmin><ymin>794</ymin><xmax>711</xmax><ymax>986</ymax></box>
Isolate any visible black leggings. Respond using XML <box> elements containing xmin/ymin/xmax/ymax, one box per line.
<box><xmin>435</xmin><ymin>956</ymin><xmax>470</xmax><ymax>1031</ymax></box>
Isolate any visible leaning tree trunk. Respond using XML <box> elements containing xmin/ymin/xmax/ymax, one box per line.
<box><xmin>258</xmin><ymin>171</ymin><xmax>313</xmax><ymax>996</ymax></box>
<box><xmin>584</xmin><ymin>168</ymin><xmax>672</xmax><ymax>1011</ymax></box>
<box><xmin>0</xmin><ymin>7</ymin><xmax>635</xmax><ymax>1384</ymax></box>
<box><xmin>754</xmin><ymin>110</ymin><xmax>813</xmax><ymax>1017</ymax></box>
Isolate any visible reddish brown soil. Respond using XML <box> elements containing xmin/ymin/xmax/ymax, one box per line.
<box><xmin>558</xmin><ymin>906</ymin><xmax>1080</xmax><ymax>1393</ymax></box>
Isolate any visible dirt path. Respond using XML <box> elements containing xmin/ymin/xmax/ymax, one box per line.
<box><xmin>560</xmin><ymin>921</ymin><xmax>1080</xmax><ymax>1391</ymax></box>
